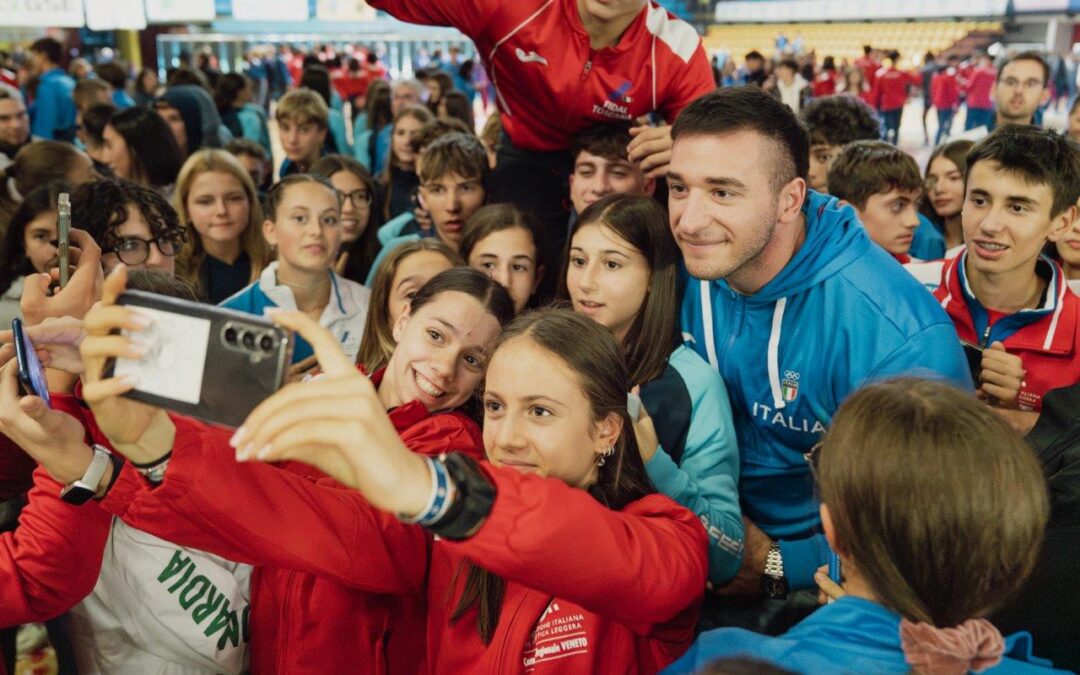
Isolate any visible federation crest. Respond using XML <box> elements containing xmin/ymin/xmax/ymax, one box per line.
<box><xmin>782</xmin><ymin>370</ymin><xmax>800</xmax><ymax>402</ymax></box>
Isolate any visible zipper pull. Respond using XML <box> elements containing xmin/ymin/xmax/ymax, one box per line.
<box><xmin>981</xmin><ymin>323</ymin><xmax>992</xmax><ymax>347</ymax></box>
<box><xmin>581</xmin><ymin>59</ymin><xmax>593</xmax><ymax>81</ymax></box>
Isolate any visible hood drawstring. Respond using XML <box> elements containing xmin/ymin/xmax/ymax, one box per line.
<box><xmin>768</xmin><ymin>298</ymin><xmax>788</xmax><ymax>410</ymax></box>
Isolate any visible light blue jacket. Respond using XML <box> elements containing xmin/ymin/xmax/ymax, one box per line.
<box><xmin>28</xmin><ymin>68</ymin><xmax>76</xmax><ymax>141</ymax></box>
<box><xmin>680</xmin><ymin>190</ymin><xmax>972</xmax><ymax>590</ymax></box>
<box><xmin>219</xmin><ymin>262</ymin><xmax>370</xmax><ymax>364</ymax></box>
<box><xmin>328</xmin><ymin>108</ymin><xmax>351</xmax><ymax>157</ymax></box>
<box><xmin>643</xmin><ymin>345</ymin><xmax>743</xmax><ymax>584</ymax></box>
<box><xmin>664</xmin><ymin>596</ymin><xmax>1068</xmax><ymax>675</ymax></box>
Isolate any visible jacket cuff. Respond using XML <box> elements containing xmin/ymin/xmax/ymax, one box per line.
<box><xmin>644</xmin><ymin>446</ymin><xmax>687</xmax><ymax>498</ymax></box>
<box><xmin>778</xmin><ymin>534</ymin><xmax>831</xmax><ymax>591</ymax></box>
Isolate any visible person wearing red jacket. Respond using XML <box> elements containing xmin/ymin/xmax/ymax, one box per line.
<box><xmin>872</xmin><ymin>50</ymin><xmax>918</xmax><ymax>145</ymax></box>
<box><xmin>930</xmin><ymin>56</ymin><xmax>961</xmax><ymax>145</ymax></box>
<box><xmin>963</xmin><ymin>53</ymin><xmax>997</xmax><ymax>131</ymax></box>
<box><xmin>934</xmin><ymin>126</ymin><xmax>1080</xmax><ymax>413</ymax></box>
<box><xmin>368</xmin><ymin>0</ymin><xmax>716</xmax><ymax>289</ymax></box>
<box><xmin>75</xmin><ymin>298</ymin><xmax>707</xmax><ymax>672</ymax></box>
<box><xmin>1</xmin><ymin>267</ymin><xmax>514</xmax><ymax>674</ymax></box>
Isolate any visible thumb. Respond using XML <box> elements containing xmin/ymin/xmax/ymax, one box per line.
<box><xmin>18</xmin><ymin>395</ymin><xmax>48</xmax><ymax>419</ymax></box>
<box><xmin>988</xmin><ymin>341</ymin><xmax>1006</xmax><ymax>352</ymax></box>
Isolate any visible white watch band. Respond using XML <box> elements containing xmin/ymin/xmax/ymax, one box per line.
<box><xmin>60</xmin><ymin>445</ymin><xmax>112</xmax><ymax>498</ymax></box>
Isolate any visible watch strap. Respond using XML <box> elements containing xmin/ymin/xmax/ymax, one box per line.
<box><xmin>60</xmin><ymin>445</ymin><xmax>112</xmax><ymax>505</ymax></box>
<box><xmin>764</xmin><ymin>541</ymin><xmax>785</xmax><ymax>579</ymax></box>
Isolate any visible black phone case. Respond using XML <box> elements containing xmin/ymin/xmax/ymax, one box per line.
<box><xmin>103</xmin><ymin>290</ymin><xmax>294</xmax><ymax>429</ymax></box>
<box><xmin>11</xmin><ymin>319</ymin><xmax>40</xmax><ymax>399</ymax></box>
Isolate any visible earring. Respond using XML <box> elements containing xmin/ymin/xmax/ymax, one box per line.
<box><xmin>597</xmin><ymin>445</ymin><xmax>614</xmax><ymax>467</ymax></box>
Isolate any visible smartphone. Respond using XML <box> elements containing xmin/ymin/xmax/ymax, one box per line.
<box><xmin>103</xmin><ymin>290</ymin><xmax>294</xmax><ymax>429</ymax></box>
<box><xmin>57</xmin><ymin>193</ymin><xmax>71</xmax><ymax>288</ymax></box>
<box><xmin>11</xmin><ymin>318</ymin><xmax>51</xmax><ymax>408</ymax></box>
<box><xmin>827</xmin><ymin>550</ymin><xmax>842</xmax><ymax>604</ymax></box>
<box><xmin>961</xmin><ymin>341</ymin><xmax>984</xmax><ymax>381</ymax></box>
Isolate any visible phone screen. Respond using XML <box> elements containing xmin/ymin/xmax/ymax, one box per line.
<box><xmin>961</xmin><ymin>342</ymin><xmax>983</xmax><ymax>381</ymax></box>
<box><xmin>12</xmin><ymin>319</ymin><xmax>51</xmax><ymax>408</ymax></box>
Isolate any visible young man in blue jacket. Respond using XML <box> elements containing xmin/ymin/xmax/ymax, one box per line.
<box><xmin>667</xmin><ymin>86</ymin><xmax>971</xmax><ymax>633</ymax></box>
<box><xmin>24</xmin><ymin>38</ymin><xmax>76</xmax><ymax>143</ymax></box>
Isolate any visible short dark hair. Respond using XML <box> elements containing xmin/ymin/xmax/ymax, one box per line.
<box><xmin>225</xmin><ymin>138</ymin><xmax>267</xmax><ymax>162</ymax></box>
<box><xmin>107</xmin><ymin>106</ymin><xmax>185</xmax><ymax>188</ymax></box>
<box><xmin>998</xmin><ymin>50</ymin><xmax>1050</xmax><ymax>87</ymax></box>
<box><xmin>827</xmin><ymin>141</ymin><xmax>922</xmax><ymax>210</ymax></box>
<box><xmin>570</xmin><ymin>123</ymin><xmax>634</xmax><ymax>164</ymax></box>
<box><xmin>745</xmin><ymin>50</ymin><xmax>764</xmax><ymax>62</ymax></box>
<box><xmin>94</xmin><ymin>62</ymin><xmax>128</xmax><ymax>90</ymax></box>
<box><xmin>30</xmin><ymin>38</ymin><xmax>62</xmax><ymax>66</ymax></box>
<box><xmin>81</xmin><ymin>103</ymin><xmax>116</xmax><ymax>146</ymax></box>
<box><xmin>800</xmin><ymin>95</ymin><xmax>881</xmax><ymax>148</ymax></box>
<box><xmin>71</xmin><ymin>177</ymin><xmax>184</xmax><ymax>249</ymax></box>
<box><xmin>672</xmin><ymin>86</ymin><xmax>809</xmax><ymax>189</ymax></box>
<box><xmin>778</xmin><ymin>59</ymin><xmax>799</xmax><ymax>72</ymax></box>
<box><xmin>459</xmin><ymin>203</ymin><xmax>546</xmax><ymax>275</ymax></box>
<box><xmin>965</xmin><ymin>125</ymin><xmax>1080</xmax><ymax>218</ymax></box>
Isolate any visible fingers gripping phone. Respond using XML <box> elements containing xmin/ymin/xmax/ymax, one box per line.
<box><xmin>961</xmin><ymin>341</ymin><xmax>984</xmax><ymax>382</ymax></box>
<box><xmin>103</xmin><ymin>291</ymin><xmax>294</xmax><ymax>429</ymax></box>
<box><xmin>12</xmin><ymin>318</ymin><xmax>52</xmax><ymax>408</ymax></box>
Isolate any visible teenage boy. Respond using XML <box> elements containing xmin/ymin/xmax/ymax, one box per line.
<box><xmin>365</xmin><ymin>132</ymin><xmax>488</xmax><ymax>284</ymax></box>
<box><xmin>668</xmin><ymin>87</ymin><xmax>970</xmax><ymax>633</ymax></box>
<box><xmin>369</xmin><ymin>0</ymin><xmax>715</xmax><ymax>273</ymax></box>
<box><xmin>798</xmin><ymin>95</ymin><xmax>880</xmax><ymax>194</ymax></box>
<box><xmin>934</xmin><ymin>125</ymin><xmax>1080</xmax><ymax>413</ymax></box>
<box><xmin>826</xmin><ymin>141</ymin><xmax>923</xmax><ymax>263</ymax></box>
<box><xmin>568</xmin><ymin>124</ymin><xmax>656</xmax><ymax>221</ymax></box>
<box><xmin>963</xmin><ymin>53</ymin><xmax>996</xmax><ymax>130</ymax></box>
<box><xmin>0</xmin><ymin>87</ymin><xmax>31</xmax><ymax>170</ymax></box>
<box><xmin>769</xmin><ymin>59</ymin><xmax>810</xmax><ymax>115</ymax></box>
<box><xmin>991</xmin><ymin>51</ymin><xmax>1050</xmax><ymax>129</ymax></box>
<box><xmin>24</xmin><ymin>38</ymin><xmax>77</xmax><ymax>142</ymax></box>
<box><xmin>275</xmin><ymin>88</ymin><xmax>329</xmax><ymax>179</ymax></box>
<box><xmin>872</xmin><ymin>50</ymin><xmax>917</xmax><ymax>145</ymax></box>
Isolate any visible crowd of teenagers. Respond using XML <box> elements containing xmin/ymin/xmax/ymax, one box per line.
<box><xmin>0</xmin><ymin>1</ymin><xmax>1078</xmax><ymax>674</ymax></box>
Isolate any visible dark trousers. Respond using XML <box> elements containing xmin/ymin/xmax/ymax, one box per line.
<box><xmin>935</xmin><ymin>107</ymin><xmax>955</xmax><ymax>145</ymax></box>
<box><xmin>880</xmin><ymin>108</ymin><xmax>903</xmax><ymax>145</ymax></box>
<box><xmin>698</xmin><ymin>589</ymin><xmax>820</xmax><ymax>637</ymax></box>
<box><xmin>965</xmin><ymin>106</ymin><xmax>994</xmax><ymax>130</ymax></box>
<box><xmin>491</xmin><ymin>133</ymin><xmax>571</xmax><ymax>302</ymax></box>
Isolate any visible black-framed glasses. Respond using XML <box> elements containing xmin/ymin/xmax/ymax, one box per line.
<box><xmin>804</xmin><ymin>441</ymin><xmax>823</xmax><ymax>490</ymax></box>
<box><xmin>337</xmin><ymin>189</ymin><xmax>372</xmax><ymax>208</ymax></box>
<box><xmin>109</xmin><ymin>232</ymin><xmax>185</xmax><ymax>265</ymax></box>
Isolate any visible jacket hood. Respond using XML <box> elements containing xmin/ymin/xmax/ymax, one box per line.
<box><xmin>747</xmin><ymin>190</ymin><xmax>871</xmax><ymax>303</ymax></box>
<box><xmin>160</xmin><ymin>85</ymin><xmax>227</xmax><ymax>155</ymax></box>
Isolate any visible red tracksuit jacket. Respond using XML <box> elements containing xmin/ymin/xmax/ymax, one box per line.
<box><xmin>872</xmin><ymin>66</ymin><xmax>917</xmax><ymax>112</ymax></box>
<box><xmin>964</xmin><ymin>65</ymin><xmax>997</xmax><ymax>109</ymax></box>
<box><xmin>935</xmin><ymin>253</ymin><xmax>1080</xmax><ymax>411</ymax></box>
<box><xmin>99</xmin><ymin>423</ymin><xmax>708</xmax><ymax>674</ymax></box>
<box><xmin>95</xmin><ymin>377</ymin><xmax>485</xmax><ymax>674</ymax></box>
<box><xmin>0</xmin><ymin>394</ymin><xmax>117</xmax><ymax>675</ymax></box>
<box><xmin>369</xmin><ymin>0</ymin><xmax>715</xmax><ymax>152</ymax></box>
<box><xmin>931</xmin><ymin>69</ymin><xmax>960</xmax><ymax>110</ymax></box>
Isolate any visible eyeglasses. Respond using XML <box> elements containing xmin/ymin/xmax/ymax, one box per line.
<box><xmin>804</xmin><ymin>441</ymin><xmax>823</xmax><ymax>492</ymax></box>
<box><xmin>109</xmin><ymin>232</ymin><xmax>185</xmax><ymax>265</ymax></box>
<box><xmin>337</xmin><ymin>189</ymin><xmax>372</xmax><ymax>208</ymax></box>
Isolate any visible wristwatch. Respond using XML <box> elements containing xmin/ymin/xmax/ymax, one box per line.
<box><xmin>60</xmin><ymin>445</ymin><xmax>112</xmax><ymax>505</ymax></box>
<box><xmin>761</xmin><ymin>541</ymin><xmax>789</xmax><ymax>599</ymax></box>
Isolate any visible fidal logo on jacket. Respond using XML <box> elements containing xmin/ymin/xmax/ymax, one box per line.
<box><xmin>782</xmin><ymin>370</ymin><xmax>800</xmax><ymax>402</ymax></box>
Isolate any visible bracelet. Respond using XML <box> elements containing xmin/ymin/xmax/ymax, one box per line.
<box><xmin>132</xmin><ymin>451</ymin><xmax>172</xmax><ymax>484</ymax></box>
<box><xmin>397</xmin><ymin>456</ymin><xmax>457</xmax><ymax>526</ymax></box>
<box><xmin>426</xmin><ymin>453</ymin><xmax>496</xmax><ymax>541</ymax></box>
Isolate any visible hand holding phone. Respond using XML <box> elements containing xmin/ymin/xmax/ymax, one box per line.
<box><xmin>57</xmin><ymin>193</ymin><xmax>71</xmax><ymax>289</ymax></box>
<box><xmin>12</xmin><ymin>318</ymin><xmax>51</xmax><ymax>408</ymax></box>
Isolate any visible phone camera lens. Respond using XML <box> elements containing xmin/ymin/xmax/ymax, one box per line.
<box><xmin>241</xmin><ymin>330</ymin><xmax>256</xmax><ymax>350</ymax></box>
<box><xmin>259</xmin><ymin>334</ymin><xmax>275</xmax><ymax>352</ymax></box>
<box><xmin>224</xmin><ymin>326</ymin><xmax>239</xmax><ymax>345</ymax></box>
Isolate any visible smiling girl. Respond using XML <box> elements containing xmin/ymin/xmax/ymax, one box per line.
<box><xmin>560</xmin><ymin>193</ymin><xmax>743</xmax><ymax>586</ymax></box>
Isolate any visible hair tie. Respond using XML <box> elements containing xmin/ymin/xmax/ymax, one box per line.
<box><xmin>6</xmin><ymin>176</ymin><xmax>22</xmax><ymax>203</ymax></box>
<box><xmin>900</xmin><ymin>618</ymin><xmax>1005</xmax><ymax>675</ymax></box>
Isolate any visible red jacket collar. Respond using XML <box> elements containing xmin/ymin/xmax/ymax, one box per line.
<box><xmin>369</xmin><ymin>367</ymin><xmax>434</xmax><ymax>432</ymax></box>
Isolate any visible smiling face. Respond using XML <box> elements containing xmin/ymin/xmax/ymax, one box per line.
<box><xmin>569</xmin><ymin>150</ymin><xmax>651</xmax><ymax>214</ymax></box>
<box><xmin>482</xmin><ymin>335</ymin><xmax>621</xmax><ymax>488</ymax></box>
<box><xmin>926</xmin><ymin>155</ymin><xmax>965</xmax><ymax>219</ymax></box>
<box><xmin>418</xmin><ymin>171</ymin><xmax>485</xmax><ymax>252</ymax></box>
<box><xmin>667</xmin><ymin>131</ymin><xmax>783</xmax><ymax>286</ymax></box>
<box><xmin>387</xmin><ymin>249</ymin><xmax>456</xmax><ymax>328</ymax></box>
<box><xmin>468</xmin><ymin>226</ymin><xmax>541</xmax><ymax>314</ymax></box>
<box><xmin>262</xmin><ymin>181</ymin><xmax>341</xmax><ymax>275</ymax></box>
<box><xmin>23</xmin><ymin>210</ymin><xmax>58</xmax><ymax>274</ymax></box>
<box><xmin>186</xmin><ymin>171</ymin><xmax>250</xmax><ymax>248</ymax></box>
<box><xmin>566</xmin><ymin>223</ymin><xmax>650</xmax><ymax>343</ymax></box>
<box><xmin>853</xmin><ymin>187</ymin><xmax>921</xmax><ymax>256</ymax></box>
<box><xmin>385</xmin><ymin>290</ymin><xmax>502</xmax><ymax>411</ymax></box>
<box><xmin>962</xmin><ymin>159</ymin><xmax>1071</xmax><ymax>280</ymax></box>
